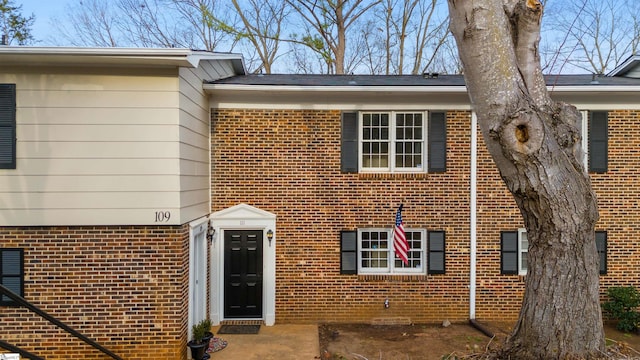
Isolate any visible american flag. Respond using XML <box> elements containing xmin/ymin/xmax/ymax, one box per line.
<box><xmin>394</xmin><ymin>204</ymin><xmax>409</xmax><ymax>266</ymax></box>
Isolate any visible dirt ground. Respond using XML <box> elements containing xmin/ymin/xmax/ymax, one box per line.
<box><xmin>318</xmin><ymin>322</ymin><xmax>640</xmax><ymax>360</ymax></box>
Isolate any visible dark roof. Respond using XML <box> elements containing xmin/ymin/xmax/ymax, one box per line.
<box><xmin>209</xmin><ymin>73</ymin><xmax>640</xmax><ymax>87</ymax></box>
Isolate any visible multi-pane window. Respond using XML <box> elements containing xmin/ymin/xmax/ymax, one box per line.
<box><xmin>358</xmin><ymin>229</ymin><xmax>425</xmax><ymax>274</ymax></box>
<box><xmin>1</xmin><ymin>248</ymin><xmax>23</xmax><ymax>306</ymax></box>
<box><xmin>341</xmin><ymin>111</ymin><xmax>445</xmax><ymax>173</ymax></box>
<box><xmin>360</xmin><ymin>112</ymin><xmax>425</xmax><ymax>172</ymax></box>
<box><xmin>395</xmin><ymin>113</ymin><xmax>423</xmax><ymax>169</ymax></box>
<box><xmin>394</xmin><ymin>231</ymin><xmax>424</xmax><ymax>271</ymax></box>
<box><xmin>360</xmin><ymin>230</ymin><xmax>390</xmax><ymax>272</ymax></box>
<box><xmin>502</xmin><ymin>229</ymin><xmax>606</xmax><ymax>276</ymax></box>
<box><xmin>361</xmin><ymin>113</ymin><xmax>390</xmax><ymax>168</ymax></box>
<box><xmin>518</xmin><ymin>228</ymin><xmax>528</xmax><ymax>275</ymax></box>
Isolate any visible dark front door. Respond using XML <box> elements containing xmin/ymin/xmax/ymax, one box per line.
<box><xmin>224</xmin><ymin>230</ymin><xmax>263</xmax><ymax>318</ymax></box>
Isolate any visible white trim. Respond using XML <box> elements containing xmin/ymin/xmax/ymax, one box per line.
<box><xmin>187</xmin><ymin>216</ymin><xmax>210</xmax><ymax>341</ymax></box>
<box><xmin>209</xmin><ymin>204</ymin><xmax>276</xmax><ymax>326</ymax></box>
<box><xmin>518</xmin><ymin>228</ymin><xmax>528</xmax><ymax>276</ymax></box>
<box><xmin>205</xmin><ymin>84</ymin><xmax>469</xmax><ymax>93</ymax></box>
<box><xmin>210</xmin><ymin>102</ymin><xmax>474</xmax><ymax>111</ymax></box>
<box><xmin>205</xmin><ymin>83</ymin><xmax>640</xmax><ymax>94</ymax></box>
<box><xmin>607</xmin><ymin>55</ymin><xmax>640</xmax><ymax>77</ymax></box>
<box><xmin>469</xmin><ymin>112</ymin><xmax>478</xmax><ymax>320</ymax></box>
<box><xmin>0</xmin><ymin>46</ymin><xmax>245</xmax><ymax>71</ymax></box>
<box><xmin>580</xmin><ymin>111</ymin><xmax>589</xmax><ymax>170</ymax></box>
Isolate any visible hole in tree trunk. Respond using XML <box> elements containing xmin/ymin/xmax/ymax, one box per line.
<box><xmin>515</xmin><ymin>124</ymin><xmax>529</xmax><ymax>143</ymax></box>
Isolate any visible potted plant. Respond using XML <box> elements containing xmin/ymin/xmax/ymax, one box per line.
<box><xmin>187</xmin><ymin>320</ymin><xmax>208</xmax><ymax>360</ymax></box>
<box><xmin>202</xmin><ymin>318</ymin><xmax>214</xmax><ymax>347</ymax></box>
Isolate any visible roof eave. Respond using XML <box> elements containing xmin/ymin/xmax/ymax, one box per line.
<box><xmin>0</xmin><ymin>46</ymin><xmax>245</xmax><ymax>72</ymax></box>
<box><xmin>606</xmin><ymin>55</ymin><xmax>640</xmax><ymax>77</ymax></box>
<box><xmin>205</xmin><ymin>84</ymin><xmax>640</xmax><ymax>94</ymax></box>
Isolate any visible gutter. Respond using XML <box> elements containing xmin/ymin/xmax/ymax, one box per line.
<box><xmin>205</xmin><ymin>83</ymin><xmax>640</xmax><ymax>95</ymax></box>
<box><xmin>470</xmin><ymin>112</ymin><xmax>478</xmax><ymax>321</ymax></box>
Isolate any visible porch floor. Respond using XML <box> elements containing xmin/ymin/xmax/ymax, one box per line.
<box><xmin>209</xmin><ymin>324</ymin><xmax>319</xmax><ymax>359</ymax></box>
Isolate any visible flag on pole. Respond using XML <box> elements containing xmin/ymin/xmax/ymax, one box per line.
<box><xmin>394</xmin><ymin>204</ymin><xmax>409</xmax><ymax>266</ymax></box>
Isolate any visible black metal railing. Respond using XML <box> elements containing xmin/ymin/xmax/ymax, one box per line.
<box><xmin>0</xmin><ymin>284</ymin><xmax>123</xmax><ymax>360</ymax></box>
<box><xmin>0</xmin><ymin>339</ymin><xmax>45</xmax><ymax>360</ymax></box>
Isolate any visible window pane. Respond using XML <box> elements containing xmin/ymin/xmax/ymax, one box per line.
<box><xmin>360</xmin><ymin>230</ymin><xmax>391</xmax><ymax>271</ymax></box>
<box><xmin>394</xmin><ymin>231</ymin><xmax>424</xmax><ymax>271</ymax></box>
<box><xmin>394</xmin><ymin>113</ymin><xmax>424</xmax><ymax>169</ymax></box>
<box><xmin>362</xmin><ymin>113</ymin><xmax>390</xmax><ymax>169</ymax></box>
<box><xmin>2</xmin><ymin>251</ymin><xmax>20</xmax><ymax>275</ymax></box>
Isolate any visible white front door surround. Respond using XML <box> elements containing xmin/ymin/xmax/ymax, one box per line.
<box><xmin>209</xmin><ymin>203</ymin><xmax>276</xmax><ymax>326</ymax></box>
<box><xmin>188</xmin><ymin>217</ymin><xmax>209</xmax><ymax>340</ymax></box>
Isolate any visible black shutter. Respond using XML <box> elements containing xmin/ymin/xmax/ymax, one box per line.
<box><xmin>340</xmin><ymin>231</ymin><xmax>357</xmax><ymax>274</ymax></box>
<box><xmin>595</xmin><ymin>231</ymin><xmax>607</xmax><ymax>275</ymax></box>
<box><xmin>428</xmin><ymin>231</ymin><xmax>446</xmax><ymax>274</ymax></box>
<box><xmin>501</xmin><ymin>231</ymin><xmax>518</xmax><ymax>275</ymax></box>
<box><xmin>428</xmin><ymin>111</ymin><xmax>446</xmax><ymax>172</ymax></box>
<box><xmin>589</xmin><ymin>111</ymin><xmax>608</xmax><ymax>173</ymax></box>
<box><xmin>0</xmin><ymin>84</ymin><xmax>16</xmax><ymax>169</ymax></box>
<box><xmin>341</xmin><ymin>112</ymin><xmax>358</xmax><ymax>173</ymax></box>
<box><xmin>1</xmin><ymin>249</ymin><xmax>24</xmax><ymax>306</ymax></box>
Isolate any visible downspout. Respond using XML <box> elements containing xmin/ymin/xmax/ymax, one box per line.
<box><xmin>470</xmin><ymin>111</ymin><xmax>478</xmax><ymax>320</ymax></box>
<box><xmin>468</xmin><ymin>112</ymin><xmax>495</xmax><ymax>339</ymax></box>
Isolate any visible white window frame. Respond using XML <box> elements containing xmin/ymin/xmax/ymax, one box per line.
<box><xmin>359</xmin><ymin>111</ymin><xmax>427</xmax><ymax>173</ymax></box>
<box><xmin>518</xmin><ymin>228</ymin><xmax>528</xmax><ymax>275</ymax></box>
<box><xmin>580</xmin><ymin>110</ymin><xmax>588</xmax><ymax>169</ymax></box>
<box><xmin>357</xmin><ymin>228</ymin><xmax>426</xmax><ymax>275</ymax></box>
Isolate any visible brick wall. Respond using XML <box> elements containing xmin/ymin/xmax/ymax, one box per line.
<box><xmin>212</xmin><ymin>109</ymin><xmax>472</xmax><ymax>324</ymax></box>
<box><xmin>212</xmin><ymin>108</ymin><xmax>640</xmax><ymax>324</ymax></box>
<box><xmin>472</xmin><ymin>109</ymin><xmax>640</xmax><ymax>321</ymax></box>
<box><xmin>0</xmin><ymin>225</ymin><xmax>190</xmax><ymax>360</ymax></box>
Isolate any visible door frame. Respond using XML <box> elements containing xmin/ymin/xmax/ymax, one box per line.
<box><xmin>209</xmin><ymin>204</ymin><xmax>276</xmax><ymax>325</ymax></box>
<box><xmin>188</xmin><ymin>216</ymin><xmax>209</xmax><ymax>340</ymax></box>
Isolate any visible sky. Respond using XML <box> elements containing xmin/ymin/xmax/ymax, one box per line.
<box><xmin>17</xmin><ymin>0</ymin><xmax>71</xmax><ymax>45</ymax></box>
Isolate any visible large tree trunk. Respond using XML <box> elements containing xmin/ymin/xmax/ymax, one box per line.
<box><xmin>446</xmin><ymin>0</ymin><xmax>605</xmax><ymax>358</ymax></box>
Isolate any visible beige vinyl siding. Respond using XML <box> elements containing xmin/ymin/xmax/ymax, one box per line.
<box><xmin>0</xmin><ymin>57</ymin><xmax>251</xmax><ymax>226</ymax></box>
<box><xmin>0</xmin><ymin>68</ymin><xmax>185</xmax><ymax>226</ymax></box>
<box><xmin>176</xmin><ymin>60</ymin><xmax>228</xmax><ymax>224</ymax></box>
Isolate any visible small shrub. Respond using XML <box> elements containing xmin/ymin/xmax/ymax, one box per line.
<box><xmin>191</xmin><ymin>320</ymin><xmax>207</xmax><ymax>343</ymax></box>
<box><xmin>602</xmin><ymin>286</ymin><xmax>640</xmax><ymax>333</ymax></box>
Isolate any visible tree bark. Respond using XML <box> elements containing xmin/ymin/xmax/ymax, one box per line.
<box><xmin>447</xmin><ymin>0</ymin><xmax>605</xmax><ymax>358</ymax></box>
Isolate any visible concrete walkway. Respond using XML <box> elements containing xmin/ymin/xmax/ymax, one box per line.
<box><xmin>209</xmin><ymin>324</ymin><xmax>320</xmax><ymax>360</ymax></box>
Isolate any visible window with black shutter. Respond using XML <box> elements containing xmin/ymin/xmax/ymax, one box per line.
<box><xmin>341</xmin><ymin>112</ymin><xmax>358</xmax><ymax>173</ymax></box>
<box><xmin>341</xmin><ymin>111</ymin><xmax>446</xmax><ymax>173</ymax></box>
<box><xmin>428</xmin><ymin>231</ymin><xmax>445</xmax><ymax>274</ymax></box>
<box><xmin>428</xmin><ymin>112</ymin><xmax>446</xmax><ymax>172</ymax></box>
<box><xmin>589</xmin><ymin>111</ymin><xmax>608</xmax><ymax>173</ymax></box>
<box><xmin>1</xmin><ymin>248</ymin><xmax>24</xmax><ymax>306</ymax></box>
<box><xmin>0</xmin><ymin>84</ymin><xmax>16</xmax><ymax>169</ymax></box>
<box><xmin>501</xmin><ymin>231</ymin><xmax>518</xmax><ymax>275</ymax></box>
<box><xmin>340</xmin><ymin>231</ymin><xmax>357</xmax><ymax>274</ymax></box>
<box><xmin>596</xmin><ymin>231</ymin><xmax>607</xmax><ymax>275</ymax></box>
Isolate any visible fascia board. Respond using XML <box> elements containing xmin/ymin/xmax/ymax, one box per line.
<box><xmin>205</xmin><ymin>84</ymin><xmax>640</xmax><ymax>94</ymax></box>
<box><xmin>0</xmin><ymin>47</ymin><xmax>245</xmax><ymax>70</ymax></box>
<box><xmin>204</xmin><ymin>84</ymin><xmax>468</xmax><ymax>93</ymax></box>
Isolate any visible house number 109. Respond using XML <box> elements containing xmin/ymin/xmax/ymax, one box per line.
<box><xmin>155</xmin><ymin>211</ymin><xmax>171</xmax><ymax>222</ymax></box>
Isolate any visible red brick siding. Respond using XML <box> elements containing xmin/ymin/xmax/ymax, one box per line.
<box><xmin>593</xmin><ymin>111</ymin><xmax>640</xmax><ymax>291</ymax></box>
<box><xmin>212</xmin><ymin>108</ymin><xmax>640</xmax><ymax>324</ymax></box>
<box><xmin>472</xmin><ymin>109</ymin><xmax>640</xmax><ymax>321</ymax></box>
<box><xmin>0</xmin><ymin>226</ymin><xmax>190</xmax><ymax>360</ymax></box>
<box><xmin>212</xmin><ymin>109</ymin><xmax>471</xmax><ymax>323</ymax></box>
